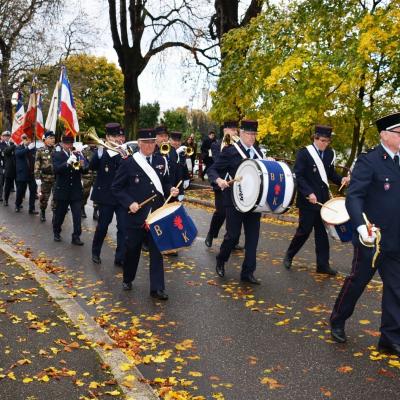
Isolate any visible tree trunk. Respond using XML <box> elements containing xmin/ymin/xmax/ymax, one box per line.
<box><xmin>0</xmin><ymin>52</ymin><xmax>13</xmax><ymax>130</ymax></box>
<box><xmin>123</xmin><ymin>70</ymin><xmax>140</xmax><ymax>140</ymax></box>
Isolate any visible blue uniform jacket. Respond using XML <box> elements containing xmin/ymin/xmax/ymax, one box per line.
<box><xmin>112</xmin><ymin>154</ymin><xmax>172</xmax><ymax>227</ymax></box>
<box><xmin>207</xmin><ymin>141</ymin><xmax>263</xmax><ymax>207</ymax></box>
<box><xmin>90</xmin><ymin>150</ymin><xmax>121</xmax><ymax>205</ymax></box>
<box><xmin>15</xmin><ymin>145</ymin><xmax>35</xmax><ymax>182</ymax></box>
<box><xmin>346</xmin><ymin>144</ymin><xmax>400</xmax><ymax>253</ymax></box>
<box><xmin>294</xmin><ymin>146</ymin><xmax>342</xmax><ymax>210</ymax></box>
<box><xmin>52</xmin><ymin>149</ymin><xmax>84</xmax><ymax>201</ymax></box>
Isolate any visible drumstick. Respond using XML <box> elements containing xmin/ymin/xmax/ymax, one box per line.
<box><xmin>339</xmin><ymin>172</ymin><xmax>351</xmax><ymax>192</ymax></box>
<box><xmin>128</xmin><ymin>194</ymin><xmax>158</xmax><ymax>214</ymax></box>
<box><xmin>307</xmin><ymin>197</ymin><xmax>338</xmax><ymax>213</ymax></box>
<box><xmin>164</xmin><ymin>180</ymin><xmax>182</xmax><ymax>205</ymax></box>
<box><xmin>227</xmin><ymin>176</ymin><xmax>242</xmax><ymax>185</ymax></box>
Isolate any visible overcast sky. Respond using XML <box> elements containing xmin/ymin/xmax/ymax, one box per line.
<box><xmin>78</xmin><ymin>0</ymin><xmax>216</xmax><ymax>112</ymax></box>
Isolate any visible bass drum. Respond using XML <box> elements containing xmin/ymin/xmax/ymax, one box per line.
<box><xmin>232</xmin><ymin>159</ymin><xmax>296</xmax><ymax>214</ymax></box>
<box><xmin>320</xmin><ymin>197</ymin><xmax>352</xmax><ymax>242</ymax></box>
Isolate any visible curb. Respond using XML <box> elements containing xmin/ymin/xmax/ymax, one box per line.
<box><xmin>0</xmin><ymin>241</ymin><xmax>159</xmax><ymax>400</ymax></box>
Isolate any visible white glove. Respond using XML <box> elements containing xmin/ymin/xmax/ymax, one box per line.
<box><xmin>67</xmin><ymin>154</ymin><xmax>77</xmax><ymax>165</ymax></box>
<box><xmin>183</xmin><ymin>179</ymin><xmax>190</xmax><ymax>189</ymax></box>
<box><xmin>178</xmin><ymin>194</ymin><xmax>184</xmax><ymax>202</ymax></box>
<box><xmin>357</xmin><ymin>224</ymin><xmax>377</xmax><ymax>244</ymax></box>
<box><xmin>176</xmin><ymin>145</ymin><xmax>187</xmax><ymax>155</ymax></box>
<box><xmin>28</xmin><ymin>142</ymin><xmax>35</xmax><ymax>150</ymax></box>
<box><xmin>97</xmin><ymin>147</ymin><xmax>104</xmax><ymax>158</ymax></box>
<box><xmin>35</xmin><ymin>179</ymin><xmax>42</xmax><ymax>186</ymax></box>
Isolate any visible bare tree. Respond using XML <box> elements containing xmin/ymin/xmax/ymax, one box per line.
<box><xmin>108</xmin><ymin>0</ymin><xmax>218</xmax><ymax>139</ymax></box>
<box><xmin>0</xmin><ymin>0</ymin><xmax>61</xmax><ymax>129</ymax></box>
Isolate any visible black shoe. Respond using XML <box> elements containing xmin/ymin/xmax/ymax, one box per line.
<box><xmin>54</xmin><ymin>234</ymin><xmax>61</xmax><ymax>242</ymax></box>
<box><xmin>40</xmin><ymin>210</ymin><xmax>46</xmax><ymax>222</ymax></box>
<box><xmin>316</xmin><ymin>266</ymin><xmax>337</xmax><ymax>276</ymax></box>
<box><xmin>216</xmin><ymin>260</ymin><xmax>225</xmax><ymax>277</ymax></box>
<box><xmin>71</xmin><ymin>237</ymin><xmax>84</xmax><ymax>246</ymax></box>
<box><xmin>0</xmin><ymin>199</ymin><xmax>3</xmax><ymax>202</ymax></box>
<box><xmin>4</xmin><ymin>201</ymin><xmax>8</xmax><ymax>206</ymax></box>
<box><xmin>331</xmin><ymin>326</ymin><xmax>347</xmax><ymax>343</ymax></box>
<box><xmin>233</xmin><ymin>244</ymin><xmax>244</xmax><ymax>251</ymax></box>
<box><xmin>241</xmin><ymin>273</ymin><xmax>260</xmax><ymax>285</ymax></box>
<box><xmin>29</xmin><ymin>209</ymin><xmax>39</xmax><ymax>215</ymax></box>
<box><xmin>165</xmin><ymin>251</ymin><xmax>178</xmax><ymax>257</ymax></box>
<box><xmin>283</xmin><ymin>253</ymin><xmax>292</xmax><ymax>269</ymax></box>
<box><xmin>150</xmin><ymin>290</ymin><xmax>169</xmax><ymax>300</ymax></box>
<box><xmin>93</xmin><ymin>207</ymin><xmax>99</xmax><ymax>221</ymax></box>
<box><xmin>15</xmin><ymin>206</ymin><xmax>21</xmax><ymax>212</ymax></box>
<box><xmin>92</xmin><ymin>254</ymin><xmax>101</xmax><ymax>264</ymax></box>
<box><xmin>205</xmin><ymin>233</ymin><xmax>213</xmax><ymax>248</ymax></box>
<box><xmin>378</xmin><ymin>341</ymin><xmax>400</xmax><ymax>356</ymax></box>
<box><xmin>81</xmin><ymin>207</ymin><xmax>87</xmax><ymax>218</ymax></box>
<box><xmin>114</xmin><ymin>260</ymin><xmax>123</xmax><ymax>267</ymax></box>
<box><xmin>122</xmin><ymin>282</ymin><xmax>132</xmax><ymax>291</ymax></box>
<box><xmin>141</xmin><ymin>242</ymin><xmax>149</xmax><ymax>252</ymax></box>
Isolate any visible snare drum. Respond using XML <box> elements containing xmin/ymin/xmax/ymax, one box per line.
<box><xmin>320</xmin><ymin>197</ymin><xmax>352</xmax><ymax>242</ymax></box>
<box><xmin>146</xmin><ymin>203</ymin><xmax>198</xmax><ymax>253</ymax></box>
<box><xmin>232</xmin><ymin>159</ymin><xmax>296</xmax><ymax>214</ymax></box>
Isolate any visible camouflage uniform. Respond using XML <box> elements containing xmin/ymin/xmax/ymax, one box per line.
<box><xmin>81</xmin><ymin>145</ymin><xmax>97</xmax><ymax>217</ymax></box>
<box><xmin>34</xmin><ymin>145</ymin><xmax>55</xmax><ymax>212</ymax></box>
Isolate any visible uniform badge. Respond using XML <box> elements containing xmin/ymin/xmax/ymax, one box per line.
<box><xmin>105</xmin><ymin>166</ymin><xmax>109</xmax><ymax>172</ymax></box>
<box><xmin>45</xmin><ymin>150</ymin><xmax>49</xmax><ymax>154</ymax></box>
<box><xmin>134</xmin><ymin>176</ymin><xmax>139</xmax><ymax>183</ymax></box>
<box><xmin>313</xmin><ymin>166</ymin><xmax>317</xmax><ymax>173</ymax></box>
<box><xmin>383</xmin><ymin>153</ymin><xmax>388</xmax><ymax>160</ymax></box>
<box><xmin>384</xmin><ymin>180</ymin><xmax>390</xmax><ymax>191</ymax></box>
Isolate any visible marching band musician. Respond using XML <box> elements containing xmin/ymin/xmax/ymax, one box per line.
<box><xmin>205</xmin><ymin>121</ymin><xmax>243</xmax><ymax>250</ymax></box>
<box><xmin>283</xmin><ymin>125</ymin><xmax>349</xmax><ymax>275</ymax></box>
<box><xmin>1</xmin><ymin>131</ymin><xmax>16</xmax><ymax>207</ymax></box>
<box><xmin>90</xmin><ymin>122</ymin><xmax>126</xmax><ymax>267</ymax></box>
<box><xmin>208</xmin><ymin>120</ymin><xmax>264</xmax><ymax>284</ymax></box>
<box><xmin>330</xmin><ymin>113</ymin><xmax>400</xmax><ymax>354</ymax></box>
<box><xmin>112</xmin><ymin>128</ymin><xmax>179</xmax><ymax>300</ymax></box>
<box><xmin>200</xmin><ymin>130</ymin><xmax>216</xmax><ymax>180</ymax></box>
<box><xmin>34</xmin><ymin>130</ymin><xmax>56</xmax><ymax>222</ymax></box>
<box><xmin>52</xmin><ymin>135</ymin><xmax>87</xmax><ymax>245</ymax></box>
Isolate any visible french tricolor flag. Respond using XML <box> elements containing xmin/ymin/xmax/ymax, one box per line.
<box><xmin>36</xmin><ymin>92</ymin><xmax>45</xmax><ymax>139</ymax></box>
<box><xmin>59</xmin><ymin>67</ymin><xmax>79</xmax><ymax>137</ymax></box>
<box><xmin>11</xmin><ymin>91</ymin><xmax>25</xmax><ymax>144</ymax></box>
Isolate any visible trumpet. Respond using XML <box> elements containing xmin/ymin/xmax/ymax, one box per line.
<box><xmin>221</xmin><ymin>133</ymin><xmax>239</xmax><ymax>150</ymax></box>
<box><xmin>176</xmin><ymin>145</ymin><xmax>194</xmax><ymax>157</ymax></box>
<box><xmin>83</xmin><ymin>127</ymin><xmax>130</xmax><ymax>158</ymax></box>
<box><xmin>159</xmin><ymin>142</ymin><xmax>170</xmax><ymax>155</ymax></box>
<box><xmin>70</xmin><ymin>148</ymin><xmax>84</xmax><ymax>170</ymax></box>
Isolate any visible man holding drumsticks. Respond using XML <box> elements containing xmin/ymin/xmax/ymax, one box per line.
<box><xmin>283</xmin><ymin>125</ymin><xmax>349</xmax><ymax>275</ymax></box>
<box><xmin>112</xmin><ymin>128</ymin><xmax>179</xmax><ymax>300</ymax></box>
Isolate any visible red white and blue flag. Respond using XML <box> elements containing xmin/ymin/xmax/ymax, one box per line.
<box><xmin>59</xmin><ymin>67</ymin><xmax>79</xmax><ymax>137</ymax></box>
<box><xmin>11</xmin><ymin>91</ymin><xmax>25</xmax><ymax>144</ymax></box>
<box><xmin>36</xmin><ymin>92</ymin><xmax>45</xmax><ymax>139</ymax></box>
<box><xmin>23</xmin><ymin>83</ymin><xmax>38</xmax><ymax>140</ymax></box>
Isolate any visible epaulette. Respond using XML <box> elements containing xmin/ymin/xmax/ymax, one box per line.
<box><xmin>55</xmin><ymin>145</ymin><xmax>61</xmax><ymax>152</ymax></box>
<box><xmin>366</xmin><ymin>147</ymin><xmax>376</xmax><ymax>153</ymax></box>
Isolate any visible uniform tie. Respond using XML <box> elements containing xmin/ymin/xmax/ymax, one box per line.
<box><xmin>319</xmin><ymin>150</ymin><xmax>324</xmax><ymax>160</ymax></box>
<box><xmin>146</xmin><ymin>156</ymin><xmax>151</xmax><ymax>165</ymax></box>
<box><xmin>394</xmin><ymin>154</ymin><xmax>399</xmax><ymax>168</ymax></box>
<box><xmin>245</xmin><ymin>148</ymin><xmax>251</xmax><ymax>158</ymax></box>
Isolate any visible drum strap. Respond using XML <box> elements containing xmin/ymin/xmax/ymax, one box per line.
<box><xmin>306</xmin><ymin>145</ymin><xmax>329</xmax><ymax>187</ymax></box>
<box><xmin>133</xmin><ymin>152</ymin><xmax>164</xmax><ymax>196</ymax></box>
<box><xmin>233</xmin><ymin>142</ymin><xmax>263</xmax><ymax>160</ymax></box>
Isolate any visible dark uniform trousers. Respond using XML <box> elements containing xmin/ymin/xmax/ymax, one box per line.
<box><xmin>330</xmin><ymin>244</ymin><xmax>376</xmax><ymax>329</ymax></box>
<box><xmin>0</xmin><ymin>171</ymin><xmax>4</xmax><ymax>201</ymax></box>
<box><xmin>16</xmin><ymin>179</ymin><xmax>37</xmax><ymax>210</ymax></box>
<box><xmin>124</xmin><ymin>228</ymin><xmax>164</xmax><ymax>292</ymax></box>
<box><xmin>53</xmin><ymin>200</ymin><xmax>82</xmax><ymax>239</ymax></box>
<box><xmin>286</xmin><ymin>208</ymin><xmax>330</xmax><ymax>269</ymax></box>
<box><xmin>208</xmin><ymin>189</ymin><xmax>225</xmax><ymax>238</ymax></box>
<box><xmin>217</xmin><ymin>207</ymin><xmax>260</xmax><ymax>277</ymax></box>
<box><xmin>92</xmin><ymin>204</ymin><xmax>125</xmax><ymax>262</ymax></box>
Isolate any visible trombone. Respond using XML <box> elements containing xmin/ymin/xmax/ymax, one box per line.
<box><xmin>83</xmin><ymin>127</ymin><xmax>131</xmax><ymax>158</ymax></box>
<box><xmin>221</xmin><ymin>133</ymin><xmax>239</xmax><ymax>150</ymax></box>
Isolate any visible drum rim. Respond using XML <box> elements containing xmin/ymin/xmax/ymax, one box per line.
<box><xmin>320</xmin><ymin>196</ymin><xmax>350</xmax><ymax>225</ymax></box>
<box><xmin>146</xmin><ymin>202</ymin><xmax>181</xmax><ymax>224</ymax></box>
<box><xmin>232</xmin><ymin>159</ymin><xmax>264</xmax><ymax>213</ymax></box>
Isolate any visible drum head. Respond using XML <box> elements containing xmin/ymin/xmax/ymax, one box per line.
<box><xmin>146</xmin><ymin>203</ymin><xmax>181</xmax><ymax>224</ymax></box>
<box><xmin>232</xmin><ymin>159</ymin><xmax>262</xmax><ymax>213</ymax></box>
<box><xmin>320</xmin><ymin>197</ymin><xmax>349</xmax><ymax>225</ymax></box>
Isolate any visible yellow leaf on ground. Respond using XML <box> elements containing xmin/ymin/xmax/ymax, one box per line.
<box><xmin>261</xmin><ymin>377</ymin><xmax>284</xmax><ymax>389</ymax></box>
<box><xmin>188</xmin><ymin>371</ymin><xmax>202</xmax><ymax>377</ymax></box>
<box><xmin>359</xmin><ymin>320</ymin><xmax>370</xmax><ymax>325</ymax></box>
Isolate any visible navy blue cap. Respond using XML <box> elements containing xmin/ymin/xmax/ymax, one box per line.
<box><xmin>315</xmin><ymin>125</ymin><xmax>332</xmax><ymax>137</ymax></box>
<box><xmin>170</xmin><ymin>131</ymin><xmax>182</xmax><ymax>140</ymax></box>
<box><xmin>61</xmin><ymin>135</ymin><xmax>74</xmax><ymax>143</ymax></box>
<box><xmin>376</xmin><ymin>113</ymin><xmax>400</xmax><ymax>132</ymax></box>
<box><xmin>224</xmin><ymin>121</ymin><xmax>238</xmax><ymax>129</ymax></box>
<box><xmin>155</xmin><ymin>125</ymin><xmax>168</xmax><ymax>135</ymax></box>
<box><xmin>44</xmin><ymin>130</ymin><xmax>55</xmax><ymax>139</ymax></box>
<box><xmin>105</xmin><ymin>122</ymin><xmax>121</xmax><ymax>136</ymax></box>
<box><xmin>240</xmin><ymin>120</ymin><xmax>258</xmax><ymax>132</ymax></box>
<box><xmin>138</xmin><ymin>128</ymin><xmax>156</xmax><ymax>140</ymax></box>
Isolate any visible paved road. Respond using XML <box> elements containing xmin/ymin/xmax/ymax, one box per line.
<box><xmin>0</xmin><ymin>198</ymin><xmax>399</xmax><ymax>399</ymax></box>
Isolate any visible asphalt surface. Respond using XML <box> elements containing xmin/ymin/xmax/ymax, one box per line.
<box><xmin>0</xmin><ymin>249</ymin><xmax>124</xmax><ymax>399</ymax></box>
<box><xmin>0</xmin><ymin>194</ymin><xmax>399</xmax><ymax>399</ymax></box>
